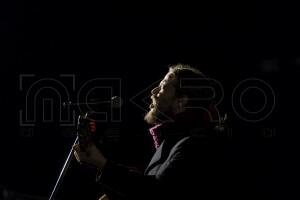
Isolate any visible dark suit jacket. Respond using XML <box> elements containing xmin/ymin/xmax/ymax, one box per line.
<box><xmin>96</xmin><ymin>120</ymin><xmax>254</xmax><ymax>200</ymax></box>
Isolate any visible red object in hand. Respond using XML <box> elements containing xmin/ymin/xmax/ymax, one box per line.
<box><xmin>89</xmin><ymin>120</ymin><xmax>96</xmax><ymax>133</ymax></box>
<box><xmin>77</xmin><ymin>114</ymin><xmax>97</xmax><ymax>150</ymax></box>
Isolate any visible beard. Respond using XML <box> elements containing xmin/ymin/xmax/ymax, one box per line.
<box><xmin>144</xmin><ymin>106</ymin><xmax>159</xmax><ymax>125</ymax></box>
<box><xmin>144</xmin><ymin>101</ymin><xmax>174</xmax><ymax>125</ymax></box>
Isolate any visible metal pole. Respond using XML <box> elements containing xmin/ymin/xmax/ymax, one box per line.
<box><xmin>48</xmin><ymin>136</ymin><xmax>78</xmax><ymax>200</ymax></box>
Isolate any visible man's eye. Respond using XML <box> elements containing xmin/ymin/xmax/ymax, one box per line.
<box><xmin>161</xmin><ymin>84</ymin><xmax>168</xmax><ymax>89</ymax></box>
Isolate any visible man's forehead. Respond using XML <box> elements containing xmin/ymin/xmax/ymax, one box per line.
<box><xmin>162</xmin><ymin>72</ymin><xmax>176</xmax><ymax>82</ymax></box>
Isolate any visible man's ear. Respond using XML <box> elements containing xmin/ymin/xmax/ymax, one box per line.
<box><xmin>178</xmin><ymin>95</ymin><xmax>188</xmax><ymax>110</ymax></box>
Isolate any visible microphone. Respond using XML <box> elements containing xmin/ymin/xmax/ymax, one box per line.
<box><xmin>62</xmin><ymin>96</ymin><xmax>123</xmax><ymax>108</ymax></box>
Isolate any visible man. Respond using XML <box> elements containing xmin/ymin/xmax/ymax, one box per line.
<box><xmin>73</xmin><ymin>64</ymin><xmax>231</xmax><ymax>200</ymax></box>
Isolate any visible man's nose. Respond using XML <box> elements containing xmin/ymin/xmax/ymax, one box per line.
<box><xmin>151</xmin><ymin>86</ymin><xmax>160</xmax><ymax>95</ymax></box>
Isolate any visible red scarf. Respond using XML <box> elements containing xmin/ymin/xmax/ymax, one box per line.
<box><xmin>148</xmin><ymin>103</ymin><xmax>219</xmax><ymax>149</ymax></box>
<box><xmin>149</xmin><ymin>123</ymin><xmax>163</xmax><ymax>149</ymax></box>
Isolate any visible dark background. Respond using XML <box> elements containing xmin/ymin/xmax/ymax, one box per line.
<box><xmin>1</xmin><ymin>1</ymin><xmax>299</xmax><ymax>199</ymax></box>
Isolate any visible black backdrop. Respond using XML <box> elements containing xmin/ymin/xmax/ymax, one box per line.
<box><xmin>0</xmin><ymin>1</ymin><xmax>299</xmax><ymax>199</ymax></box>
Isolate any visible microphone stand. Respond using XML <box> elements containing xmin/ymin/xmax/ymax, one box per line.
<box><xmin>48</xmin><ymin>136</ymin><xmax>78</xmax><ymax>200</ymax></box>
<box><xmin>48</xmin><ymin>112</ymin><xmax>88</xmax><ymax>200</ymax></box>
<box><xmin>49</xmin><ymin>111</ymin><xmax>94</xmax><ymax>200</ymax></box>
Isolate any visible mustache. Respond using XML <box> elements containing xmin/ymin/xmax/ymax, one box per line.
<box><xmin>151</xmin><ymin>96</ymin><xmax>158</xmax><ymax>104</ymax></box>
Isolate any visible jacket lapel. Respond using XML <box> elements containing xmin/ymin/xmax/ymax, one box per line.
<box><xmin>144</xmin><ymin>140</ymin><xmax>165</xmax><ymax>174</ymax></box>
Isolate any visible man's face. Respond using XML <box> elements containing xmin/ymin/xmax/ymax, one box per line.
<box><xmin>144</xmin><ymin>72</ymin><xmax>178</xmax><ymax>124</ymax></box>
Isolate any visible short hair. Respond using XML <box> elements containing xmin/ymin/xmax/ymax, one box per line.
<box><xmin>168</xmin><ymin>64</ymin><xmax>220</xmax><ymax>125</ymax></box>
<box><xmin>168</xmin><ymin>64</ymin><xmax>210</xmax><ymax>104</ymax></box>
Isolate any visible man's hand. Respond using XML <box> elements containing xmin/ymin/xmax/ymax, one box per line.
<box><xmin>73</xmin><ymin>143</ymin><xmax>107</xmax><ymax>170</ymax></box>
